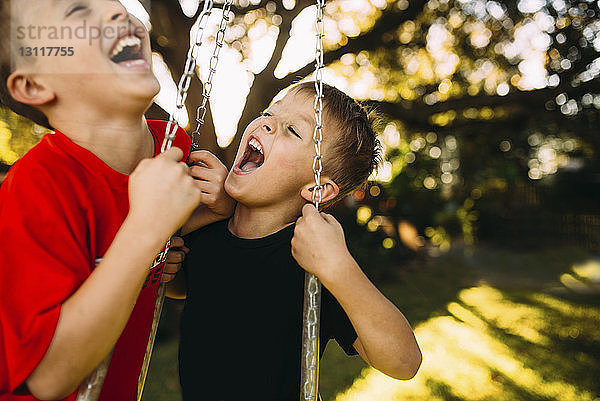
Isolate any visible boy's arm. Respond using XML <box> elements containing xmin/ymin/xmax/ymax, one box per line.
<box><xmin>181</xmin><ymin>151</ymin><xmax>235</xmax><ymax>235</ymax></box>
<box><xmin>25</xmin><ymin>148</ymin><xmax>201</xmax><ymax>400</ymax></box>
<box><xmin>291</xmin><ymin>204</ymin><xmax>422</xmax><ymax>381</ymax></box>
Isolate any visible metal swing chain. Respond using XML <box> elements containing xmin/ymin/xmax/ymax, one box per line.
<box><xmin>191</xmin><ymin>0</ymin><xmax>233</xmax><ymax>151</ymax></box>
<box><xmin>161</xmin><ymin>0</ymin><xmax>212</xmax><ymax>153</ymax></box>
<box><xmin>161</xmin><ymin>0</ymin><xmax>233</xmax><ymax>153</ymax></box>
<box><xmin>139</xmin><ymin>2</ymin><xmax>232</xmax><ymax>401</ymax></box>
<box><xmin>300</xmin><ymin>1</ymin><xmax>326</xmax><ymax>400</ymax></box>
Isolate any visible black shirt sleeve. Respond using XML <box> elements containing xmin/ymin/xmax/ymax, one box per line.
<box><xmin>320</xmin><ymin>287</ymin><xmax>358</xmax><ymax>356</ymax></box>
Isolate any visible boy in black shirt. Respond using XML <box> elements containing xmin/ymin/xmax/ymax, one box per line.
<box><xmin>168</xmin><ymin>82</ymin><xmax>422</xmax><ymax>400</ymax></box>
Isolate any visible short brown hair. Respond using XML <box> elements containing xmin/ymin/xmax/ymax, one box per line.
<box><xmin>0</xmin><ymin>1</ymin><xmax>51</xmax><ymax>129</ymax></box>
<box><xmin>292</xmin><ymin>82</ymin><xmax>382</xmax><ymax>207</ymax></box>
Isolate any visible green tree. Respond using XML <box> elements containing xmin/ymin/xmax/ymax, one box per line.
<box><xmin>2</xmin><ymin>0</ymin><xmax>598</xmax><ymax>253</ymax></box>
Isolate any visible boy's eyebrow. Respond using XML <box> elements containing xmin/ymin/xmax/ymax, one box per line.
<box><xmin>297</xmin><ymin>113</ymin><xmax>313</xmax><ymax>129</ymax></box>
<box><xmin>269</xmin><ymin>101</ymin><xmax>314</xmax><ymax>129</ymax></box>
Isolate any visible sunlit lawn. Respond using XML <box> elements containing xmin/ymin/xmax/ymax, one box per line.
<box><xmin>142</xmin><ymin>245</ymin><xmax>600</xmax><ymax>401</ymax></box>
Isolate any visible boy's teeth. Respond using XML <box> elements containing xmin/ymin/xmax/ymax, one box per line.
<box><xmin>249</xmin><ymin>138</ymin><xmax>263</xmax><ymax>154</ymax></box>
<box><xmin>110</xmin><ymin>35</ymin><xmax>142</xmax><ymax>59</ymax></box>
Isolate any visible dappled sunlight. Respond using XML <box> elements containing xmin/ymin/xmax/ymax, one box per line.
<box><xmin>572</xmin><ymin>258</ymin><xmax>600</xmax><ymax>284</ymax></box>
<box><xmin>333</xmin><ymin>285</ymin><xmax>599</xmax><ymax>401</ymax></box>
<box><xmin>531</xmin><ymin>293</ymin><xmax>600</xmax><ymax>336</ymax></box>
<box><xmin>0</xmin><ymin>121</ymin><xmax>18</xmax><ymax>165</ymax></box>
<box><xmin>560</xmin><ymin>273</ymin><xmax>598</xmax><ymax>294</ymax></box>
<box><xmin>0</xmin><ymin>109</ymin><xmax>47</xmax><ymax>166</ymax></box>
<box><xmin>556</xmin><ymin>257</ymin><xmax>600</xmax><ymax>295</ymax></box>
<box><xmin>458</xmin><ymin>286</ymin><xmax>551</xmax><ymax>345</ymax></box>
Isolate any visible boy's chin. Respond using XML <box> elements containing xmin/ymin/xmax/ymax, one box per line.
<box><xmin>127</xmin><ymin>75</ymin><xmax>161</xmax><ymax>98</ymax></box>
<box><xmin>224</xmin><ymin>182</ymin><xmax>268</xmax><ymax>208</ymax></box>
<box><xmin>223</xmin><ymin>179</ymin><xmax>245</xmax><ymax>203</ymax></box>
<box><xmin>118</xmin><ymin>79</ymin><xmax>161</xmax><ymax>109</ymax></box>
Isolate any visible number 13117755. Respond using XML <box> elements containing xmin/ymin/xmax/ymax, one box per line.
<box><xmin>19</xmin><ymin>47</ymin><xmax>74</xmax><ymax>57</ymax></box>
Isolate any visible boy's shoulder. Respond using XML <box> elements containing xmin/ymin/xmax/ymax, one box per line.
<box><xmin>2</xmin><ymin>120</ymin><xmax>191</xmax><ymax>191</ymax></box>
<box><xmin>2</xmin><ymin>132</ymin><xmax>82</xmax><ymax>192</ymax></box>
<box><xmin>147</xmin><ymin>120</ymin><xmax>191</xmax><ymax>156</ymax></box>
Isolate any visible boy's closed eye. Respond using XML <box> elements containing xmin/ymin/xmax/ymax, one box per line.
<box><xmin>287</xmin><ymin>125</ymin><xmax>302</xmax><ymax>139</ymax></box>
<box><xmin>66</xmin><ymin>4</ymin><xmax>89</xmax><ymax>18</ymax></box>
<box><xmin>261</xmin><ymin>111</ymin><xmax>302</xmax><ymax>140</ymax></box>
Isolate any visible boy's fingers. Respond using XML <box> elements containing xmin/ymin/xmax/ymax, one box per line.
<box><xmin>302</xmin><ymin>203</ymin><xmax>319</xmax><ymax>218</ymax></box>
<box><xmin>194</xmin><ymin>180</ymin><xmax>217</xmax><ymax>195</ymax></box>
<box><xmin>188</xmin><ymin>150</ymin><xmax>224</xmax><ymax>169</ymax></box>
<box><xmin>170</xmin><ymin>236</ymin><xmax>185</xmax><ymax>248</ymax></box>
<box><xmin>198</xmin><ymin>192</ymin><xmax>217</xmax><ymax>205</ymax></box>
<box><xmin>160</xmin><ymin>146</ymin><xmax>184</xmax><ymax>162</ymax></box>
<box><xmin>189</xmin><ymin>166</ymin><xmax>220</xmax><ymax>182</ymax></box>
<box><xmin>163</xmin><ymin>263</ymin><xmax>181</xmax><ymax>275</ymax></box>
<box><xmin>321</xmin><ymin>213</ymin><xmax>337</xmax><ymax>225</ymax></box>
<box><xmin>166</xmin><ymin>250</ymin><xmax>185</xmax><ymax>264</ymax></box>
<box><xmin>161</xmin><ymin>265</ymin><xmax>180</xmax><ymax>283</ymax></box>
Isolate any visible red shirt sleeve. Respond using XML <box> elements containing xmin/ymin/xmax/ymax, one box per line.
<box><xmin>0</xmin><ymin>160</ymin><xmax>91</xmax><ymax>394</ymax></box>
<box><xmin>147</xmin><ymin>120</ymin><xmax>192</xmax><ymax>161</ymax></box>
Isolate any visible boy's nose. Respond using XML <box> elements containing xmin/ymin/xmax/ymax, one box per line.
<box><xmin>262</xmin><ymin>122</ymin><xmax>274</xmax><ymax>134</ymax></box>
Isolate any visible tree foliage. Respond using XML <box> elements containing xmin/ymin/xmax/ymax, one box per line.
<box><xmin>2</xmin><ymin>0</ymin><xmax>598</xmax><ymax>258</ymax></box>
<box><xmin>149</xmin><ymin>0</ymin><xmax>600</xmax><ymax>256</ymax></box>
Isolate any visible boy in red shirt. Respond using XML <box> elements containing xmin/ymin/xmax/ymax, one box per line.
<box><xmin>0</xmin><ymin>1</ymin><xmax>233</xmax><ymax>400</ymax></box>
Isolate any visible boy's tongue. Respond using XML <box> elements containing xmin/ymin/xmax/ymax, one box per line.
<box><xmin>242</xmin><ymin>161</ymin><xmax>259</xmax><ymax>172</ymax></box>
<box><xmin>241</xmin><ymin>148</ymin><xmax>263</xmax><ymax>172</ymax></box>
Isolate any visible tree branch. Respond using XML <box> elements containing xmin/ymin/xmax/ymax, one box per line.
<box><xmin>278</xmin><ymin>0</ymin><xmax>429</xmax><ymax>86</ymax></box>
<box><xmin>371</xmin><ymin>78</ymin><xmax>600</xmax><ymax>128</ymax></box>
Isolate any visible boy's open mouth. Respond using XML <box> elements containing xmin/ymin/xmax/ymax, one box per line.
<box><xmin>109</xmin><ymin>34</ymin><xmax>145</xmax><ymax>65</ymax></box>
<box><xmin>238</xmin><ymin>136</ymin><xmax>265</xmax><ymax>173</ymax></box>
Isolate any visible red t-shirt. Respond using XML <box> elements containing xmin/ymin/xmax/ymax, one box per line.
<box><xmin>0</xmin><ymin>121</ymin><xmax>191</xmax><ymax>400</ymax></box>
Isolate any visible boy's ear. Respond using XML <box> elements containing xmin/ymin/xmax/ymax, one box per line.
<box><xmin>300</xmin><ymin>177</ymin><xmax>339</xmax><ymax>204</ymax></box>
<box><xmin>6</xmin><ymin>71</ymin><xmax>55</xmax><ymax>106</ymax></box>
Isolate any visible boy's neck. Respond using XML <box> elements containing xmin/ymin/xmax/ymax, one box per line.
<box><xmin>228</xmin><ymin>202</ymin><xmax>302</xmax><ymax>239</ymax></box>
<box><xmin>48</xmin><ymin>112</ymin><xmax>154</xmax><ymax>175</ymax></box>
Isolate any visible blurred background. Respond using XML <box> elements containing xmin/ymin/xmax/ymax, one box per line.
<box><xmin>2</xmin><ymin>0</ymin><xmax>599</xmax><ymax>399</ymax></box>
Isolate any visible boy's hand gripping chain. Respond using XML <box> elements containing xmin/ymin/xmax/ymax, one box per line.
<box><xmin>300</xmin><ymin>1</ymin><xmax>325</xmax><ymax>400</ymax></box>
<box><xmin>75</xmin><ymin>2</ymin><xmax>232</xmax><ymax>400</ymax></box>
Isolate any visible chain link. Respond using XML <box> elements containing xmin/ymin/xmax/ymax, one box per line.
<box><xmin>301</xmin><ymin>1</ymin><xmax>326</xmax><ymax>400</ymax></box>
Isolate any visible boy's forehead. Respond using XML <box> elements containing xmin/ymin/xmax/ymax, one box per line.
<box><xmin>268</xmin><ymin>92</ymin><xmax>317</xmax><ymax>130</ymax></box>
<box><xmin>13</xmin><ymin>1</ymin><xmax>47</xmax><ymax>13</ymax></box>
<box><xmin>272</xmin><ymin>89</ymin><xmax>313</xmax><ymax>114</ymax></box>
<box><xmin>13</xmin><ymin>0</ymin><xmax>97</xmax><ymax>23</ymax></box>
<box><xmin>272</xmin><ymin>88</ymin><xmax>341</xmax><ymax>143</ymax></box>
<box><xmin>12</xmin><ymin>1</ymin><xmax>50</xmax><ymax>24</ymax></box>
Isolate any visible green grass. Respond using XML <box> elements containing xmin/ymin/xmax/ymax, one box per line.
<box><xmin>142</xmin><ymin>245</ymin><xmax>600</xmax><ymax>401</ymax></box>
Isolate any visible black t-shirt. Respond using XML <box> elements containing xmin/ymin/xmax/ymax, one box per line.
<box><xmin>179</xmin><ymin>220</ymin><xmax>358</xmax><ymax>401</ymax></box>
